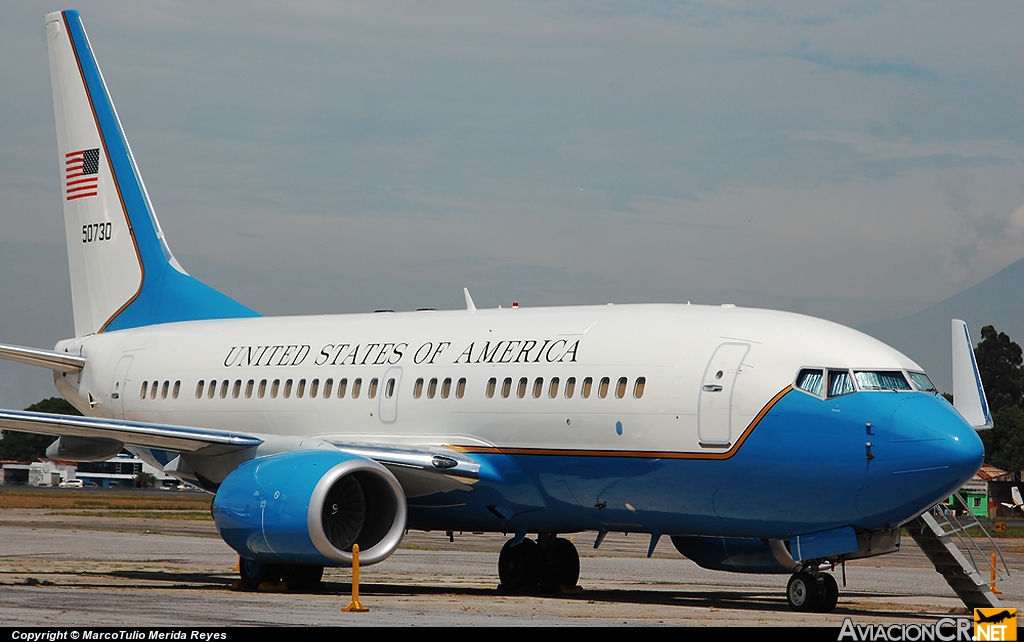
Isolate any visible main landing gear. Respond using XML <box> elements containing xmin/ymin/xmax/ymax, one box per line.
<box><xmin>498</xmin><ymin>533</ymin><xmax>580</xmax><ymax>592</ymax></box>
<box><xmin>239</xmin><ymin>558</ymin><xmax>325</xmax><ymax>592</ymax></box>
<box><xmin>786</xmin><ymin>570</ymin><xmax>839</xmax><ymax>613</ymax></box>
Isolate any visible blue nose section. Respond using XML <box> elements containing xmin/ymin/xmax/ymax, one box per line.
<box><xmin>859</xmin><ymin>395</ymin><xmax>984</xmax><ymax>525</ymax></box>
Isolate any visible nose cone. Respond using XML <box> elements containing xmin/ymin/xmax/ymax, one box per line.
<box><xmin>856</xmin><ymin>397</ymin><xmax>983</xmax><ymax>528</ymax></box>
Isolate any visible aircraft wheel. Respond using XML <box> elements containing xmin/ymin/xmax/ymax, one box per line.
<box><xmin>498</xmin><ymin>538</ymin><xmax>540</xmax><ymax>591</ymax></box>
<box><xmin>814</xmin><ymin>573</ymin><xmax>839</xmax><ymax>613</ymax></box>
<box><xmin>786</xmin><ymin>572</ymin><xmax>821</xmax><ymax>612</ymax></box>
<box><xmin>282</xmin><ymin>564</ymin><xmax>325</xmax><ymax>592</ymax></box>
<box><xmin>552</xmin><ymin>537</ymin><xmax>580</xmax><ymax>588</ymax></box>
<box><xmin>239</xmin><ymin>557</ymin><xmax>282</xmax><ymax>589</ymax></box>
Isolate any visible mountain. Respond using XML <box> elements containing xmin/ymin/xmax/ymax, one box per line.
<box><xmin>858</xmin><ymin>257</ymin><xmax>1024</xmax><ymax>394</ymax></box>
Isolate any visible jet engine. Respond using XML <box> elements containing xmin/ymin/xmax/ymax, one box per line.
<box><xmin>212</xmin><ymin>450</ymin><xmax>407</xmax><ymax>566</ymax></box>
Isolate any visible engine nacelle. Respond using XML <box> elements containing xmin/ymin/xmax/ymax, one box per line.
<box><xmin>671</xmin><ymin>535</ymin><xmax>796</xmax><ymax>574</ymax></box>
<box><xmin>212</xmin><ymin>450</ymin><xmax>407</xmax><ymax>567</ymax></box>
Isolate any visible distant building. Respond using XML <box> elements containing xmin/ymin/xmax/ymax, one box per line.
<box><xmin>1</xmin><ymin>453</ymin><xmax>175</xmax><ymax>488</ymax></box>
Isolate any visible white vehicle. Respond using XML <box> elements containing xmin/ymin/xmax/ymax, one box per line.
<box><xmin>0</xmin><ymin>10</ymin><xmax>990</xmax><ymax>612</ymax></box>
<box><xmin>58</xmin><ymin>479</ymin><xmax>83</xmax><ymax>489</ymax></box>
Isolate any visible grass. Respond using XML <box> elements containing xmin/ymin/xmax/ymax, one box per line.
<box><xmin>0</xmin><ymin>489</ymin><xmax>212</xmax><ymax>512</ymax></box>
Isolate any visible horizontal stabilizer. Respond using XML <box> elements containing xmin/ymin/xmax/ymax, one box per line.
<box><xmin>951</xmin><ymin>319</ymin><xmax>993</xmax><ymax>429</ymax></box>
<box><xmin>0</xmin><ymin>343</ymin><xmax>84</xmax><ymax>373</ymax></box>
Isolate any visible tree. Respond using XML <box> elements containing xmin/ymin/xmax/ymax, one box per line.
<box><xmin>974</xmin><ymin>325</ymin><xmax>1024</xmax><ymax>413</ymax></box>
<box><xmin>982</xmin><ymin>406</ymin><xmax>1024</xmax><ymax>473</ymax></box>
<box><xmin>0</xmin><ymin>397</ymin><xmax>82</xmax><ymax>463</ymax></box>
<box><xmin>135</xmin><ymin>471</ymin><xmax>157</xmax><ymax>489</ymax></box>
<box><xmin>974</xmin><ymin>326</ymin><xmax>1024</xmax><ymax>471</ymax></box>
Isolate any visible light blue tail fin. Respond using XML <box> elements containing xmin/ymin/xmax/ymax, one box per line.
<box><xmin>46</xmin><ymin>10</ymin><xmax>258</xmax><ymax>337</ymax></box>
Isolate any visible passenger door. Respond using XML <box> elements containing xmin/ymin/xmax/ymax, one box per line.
<box><xmin>697</xmin><ymin>343</ymin><xmax>750</xmax><ymax>447</ymax></box>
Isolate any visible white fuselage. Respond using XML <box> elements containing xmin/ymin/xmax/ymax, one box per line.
<box><xmin>56</xmin><ymin>303</ymin><xmax>920</xmax><ymax>455</ymax></box>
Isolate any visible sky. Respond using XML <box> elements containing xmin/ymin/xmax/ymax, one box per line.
<box><xmin>0</xmin><ymin>1</ymin><xmax>1022</xmax><ymax>409</ymax></box>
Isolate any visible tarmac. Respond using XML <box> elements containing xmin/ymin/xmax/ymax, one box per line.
<box><xmin>1</xmin><ymin>509</ymin><xmax>1022</xmax><ymax>626</ymax></box>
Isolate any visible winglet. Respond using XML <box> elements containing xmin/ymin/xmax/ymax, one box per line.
<box><xmin>464</xmin><ymin>287</ymin><xmax>476</xmax><ymax>313</ymax></box>
<box><xmin>952</xmin><ymin>319</ymin><xmax>993</xmax><ymax>429</ymax></box>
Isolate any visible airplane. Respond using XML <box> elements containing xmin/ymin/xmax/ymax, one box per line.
<box><xmin>1000</xmin><ymin>486</ymin><xmax>1023</xmax><ymax>512</ymax></box>
<box><xmin>0</xmin><ymin>9</ymin><xmax>991</xmax><ymax>613</ymax></box>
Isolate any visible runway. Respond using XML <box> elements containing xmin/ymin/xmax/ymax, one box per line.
<box><xmin>1</xmin><ymin>510</ymin><xmax>1021</xmax><ymax>626</ymax></box>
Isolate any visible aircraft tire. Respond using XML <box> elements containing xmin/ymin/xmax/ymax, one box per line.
<box><xmin>282</xmin><ymin>564</ymin><xmax>325</xmax><ymax>592</ymax></box>
<box><xmin>786</xmin><ymin>572</ymin><xmax>821</xmax><ymax>612</ymax></box>
<box><xmin>498</xmin><ymin>538</ymin><xmax>540</xmax><ymax>591</ymax></box>
<box><xmin>551</xmin><ymin>537</ymin><xmax>580</xmax><ymax>589</ymax></box>
<box><xmin>814</xmin><ymin>573</ymin><xmax>839</xmax><ymax>613</ymax></box>
<box><xmin>239</xmin><ymin>557</ymin><xmax>283</xmax><ymax>589</ymax></box>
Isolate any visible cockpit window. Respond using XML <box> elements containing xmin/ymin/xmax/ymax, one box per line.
<box><xmin>854</xmin><ymin>371</ymin><xmax>911</xmax><ymax>391</ymax></box>
<box><xmin>908</xmin><ymin>372</ymin><xmax>938</xmax><ymax>393</ymax></box>
<box><xmin>796</xmin><ymin>369</ymin><xmax>824</xmax><ymax>397</ymax></box>
<box><xmin>828</xmin><ymin>369</ymin><xmax>854</xmax><ymax>397</ymax></box>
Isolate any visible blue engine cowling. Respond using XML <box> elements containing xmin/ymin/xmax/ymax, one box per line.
<box><xmin>212</xmin><ymin>450</ymin><xmax>407</xmax><ymax>567</ymax></box>
<box><xmin>670</xmin><ymin>535</ymin><xmax>797</xmax><ymax>574</ymax></box>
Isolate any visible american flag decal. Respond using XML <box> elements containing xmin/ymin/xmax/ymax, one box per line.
<box><xmin>65</xmin><ymin>148</ymin><xmax>100</xmax><ymax>201</ymax></box>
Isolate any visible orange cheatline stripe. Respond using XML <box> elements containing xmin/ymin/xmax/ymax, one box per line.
<box><xmin>448</xmin><ymin>385</ymin><xmax>793</xmax><ymax>461</ymax></box>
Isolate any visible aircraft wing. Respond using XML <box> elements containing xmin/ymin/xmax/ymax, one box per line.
<box><xmin>0</xmin><ymin>409</ymin><xmax>481</xmax><ymax>495</ymax></box>
<box><xmin>0</xmin><ymin>409</ymin><xmax>263</xmax><ymax>454</ymax></box>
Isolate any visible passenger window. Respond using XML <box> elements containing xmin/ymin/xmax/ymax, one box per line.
<box><xmin>141</xmin><ymin>381</ymin><xmax>149</xmax><ymax>399</ymax></box>
<box><xmin>427</xmin><ymin>378</ymin><xmax>438</xmax><ymax>399</ymax></box>
<box><xmin>284</xmin><ymin>379</ymin><xmax>293</xmax><ymax>398</ymax></box>
<box><xmin>258</xmin><ymin>380</ymin><xmax>267</xmax><ymax>398</ymax></box>
<box><xmin>486</xmin><ymin>377</ymin><xmax>497</xmax><ymax>398</ymax></box>
<box><xmin>310</xmin><ymin>379</ymin><xmax>319</xmax><ymax>398</ymax></box>
<box><xmin>533</xmin><ymin>377</ymin><xmax>543</xmax><ymax>399</ymax></box>
<box><xmin>549</xmin><ymin>377</ymin><xmax>559</xmax><ymax>398</ymax></box>
<box><xmin>582</xmin><ymin>377</ymin><xmax>593</xmax><ymax>399</ymax></box>
<box><xmin>296</xmin><ymin>379</ymin><xmax>306</xmax><ymax>398</ymax></box>
<box><xmin>386</xmin><ymin>378</ymin><xmax>396</xmax><ymax>398</ymax></box>
<box><xmin>414</xmin><ymin>378</ymin><xmax>424</xmax><ymax>399</ymax></box>
<box><xmin>151</xmin><ymin>383</ymin><xmax>159</xmax><ymax>400</ymax></box>
<box><xmin>368</xmin><ymin>378</ymin><xmax>378</xmax><ymax>399</ymax></box>
<box><xmin>828</xmin><ymin>370</ymin><xmax>854</xmax><ymax>397</ymax></box>
<box><xmin>565</xmin><ymin>377</ymin><xmax>576</xmax><ymax>398</ymax></box>
<box><xmin>172</xmin><ymin>381</ymin><xmax>180</xmax><ymax>399</ymax></box>
<box><xmin>456</xmin><ymin>378</ymin><xmax>466</xmax><ymax>399</ymax></box>
<box><xmin>598</xmin><ymin>377</ymin><xmax>610</xmax><ymax>399</ymax></box>
<box><xmin>502</xmin><ymin>377</ymin><xmax>512</xmax><ymax>398</ymax></box>
<box><xmin>161</xmin><ymin>381</ymin><xmax>169</xmax><ymax>399</ymax></box>
<box><xmin>616</xmin><ymin>377</ymin><xmax>627</xmax><ymax>399</ymax></box>
<box><xmin>633</xmin><ymin>377</ymin><xmax>645</xmax><ymax>399</ymax></box>
<box><xmin>352</xmin><ymin>378</ymin><xmax>362</xmax><ymax>398</ymax></box>
<box><xmin>324</xmin><ymin>378</ymin><xmax>333</xmax><ymax>398</ymax></box>
<box><xmin>220</xmin><ymin>380</ymin><xmax>229</xmax><ymax>399</ymax></box>
<box><xmin>271</xmin><ymin>379</ymin><xmax>280</xmax><ymax>399</ymax></box>
<box><xmin>208</xmin><ymin>381</ymin><xmax>217</xmax><ymax>399</ymax></box>
<box><xmin>245</xmin><ymin>380</ymin><xmax>254</xmax><ymax>399</ymax></box>
<box><xmin>517</xmin><ymin>377</ymin><xmax>528</xmax><ymax>399</ymax></box>
<box><xmin>232</xmin><ymin>380</ymin><xmax>241</xmax><ymax>399</ymax></box>
<box><xmin>194</xmin><ymin>381</ymin><xmax>203</xmax><ymax>399</ymax></box>
<box><xmin>338</xmin><ymin>378</ymin><xmax>348</xmax><ymax>398</ymax></box>
<box><xmin>441</xmin><ymin>378</ymin><xmax>452</xmax><ymax>399</ymax></box>
<box><xmin>796</xmin><ymin>369</ymin><xmax>824</xmax><ymax>397</ymax></box>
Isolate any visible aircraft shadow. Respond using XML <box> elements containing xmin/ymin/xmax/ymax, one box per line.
<box><xmin>13</xmin><ymin>569</ymin><xmax>948</xmax><ymax>620</ymax></box>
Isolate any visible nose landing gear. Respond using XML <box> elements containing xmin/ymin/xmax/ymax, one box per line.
<box><xmin>786</xmin><ymin>571</ymin><xmax>839</xmax><ymax>612</ymax></box>
<box><xmin>498</xmin><ymin>533</ymin><xmax>580</xmax><ymax>592</ymax></box>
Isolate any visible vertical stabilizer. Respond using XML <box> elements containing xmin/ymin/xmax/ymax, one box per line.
<box><xmin>45</xmin><ymin>10</ymin><xmax>258</xmax><ymax>337</ymax></box>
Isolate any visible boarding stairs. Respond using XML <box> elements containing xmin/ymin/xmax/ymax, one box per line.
<box><xmin>906</xmin><ymin>492</ymin><xmax>1008</xmax><ymax>609</ymax></box>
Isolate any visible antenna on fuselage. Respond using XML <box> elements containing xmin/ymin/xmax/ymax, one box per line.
<box><xmin>464</xmin><ymin>288</ymin><xmax>476</xmax><ymax>313</ymax></box>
